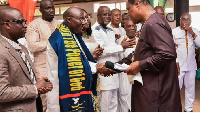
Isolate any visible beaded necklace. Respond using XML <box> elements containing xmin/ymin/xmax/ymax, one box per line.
<box><xmin>140</xmin><ymin>10</ymin><xmax>156</xmax><ymax>33</ymax></box>
<box><xmin>82</xmin><ymin>34</ymin><xmax>88</xmax><ymax>39</ymax></box>
<box><xmin>185</xmin><ymin>30</ymin><xmax>189</xmax><ymax>61</ymax></box>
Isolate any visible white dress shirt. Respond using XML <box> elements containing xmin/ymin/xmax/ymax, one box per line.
<box><xmin>18</xmin><ymin>37</ymin><xmax>34</xmax><ymax>61</ymax></box>
<box><xmin>108</xmin><ymin>24</ymin><xmax>126</xmax><ymax>43</ymax></box>
<box><xmin>172</xmin><ymin>27</ymin><xmax>200</xmax><ymax>71</ymax></box>
<box><xmin>92</xmin><ymin>22</ymin><xmax>125</xmax><ymax>90</ymax></box>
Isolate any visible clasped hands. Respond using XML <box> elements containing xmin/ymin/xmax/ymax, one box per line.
<box><xmin>96</xmin><ymin>61</ymin><xmax>140</xmax><ymax>77</ymax></box>
<box><xmin>35</xmin><ymin>77</ymin><xmax>53</xmax><ymax>94</ymax></box>
<box><xmin>92</xmin><ymin>44</ymin><xmax>104</xmax><ymax>60</ymax></box>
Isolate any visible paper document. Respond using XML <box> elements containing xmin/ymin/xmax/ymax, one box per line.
<box><xmin>115</xmin><ymin>63</ymin><xmax>143</xmax><ymax>85</ymax></box>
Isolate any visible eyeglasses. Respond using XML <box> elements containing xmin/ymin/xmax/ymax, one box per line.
<box><xmin>85</xmin><ymin>15</ymin><xmax>90</xmax><ymax>19</ymax></box>
<box><xmin>180</xmin><ymin>18</ymin><xmax>191</xmax><ymax>22</ymax></box>
<box><xmin>70</xmin><ymin>16</ymin><xmax>87</xmax><ymax>23</ymax></box>
<box><xmin>5</xmin><ymin>19</ymin><xmax>27</xmax><ymax>26</ymax></box>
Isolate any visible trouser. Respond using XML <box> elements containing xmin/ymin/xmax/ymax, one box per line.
<box><xmin>100</xmin><ymin>89</ymin><xmax>118</xmax><ymax>112</ymax></box>
<box><xmin>117</xmin><ymin>73</ymin><xmax>132</xmax><ymax>112</ymax></box>
<box><xmin>40</xmin><ymin>94</ymin><xmax>47</xmax><ymax>111</ymax></box>
<box><xmin>178</xmin><ymin>71</ymin><xmax>196</xmax><ymax>112</ymax></box>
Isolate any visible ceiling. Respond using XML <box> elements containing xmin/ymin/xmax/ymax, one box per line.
<box><xmin>36</xmin><ymin>0</ymin><xmax>109</xmax><ymax>6</ymax></box>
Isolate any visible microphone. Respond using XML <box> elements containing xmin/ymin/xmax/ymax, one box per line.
<box><xmin>105</xmin><ymin>61</ymin><xmax>143</xmax><ymax>85</ymax></box>
<box><xmin>105</xmin><ymin>61</ymin><xmax>130</xmax><ymax>72</ymax></box>
<box><xmin>105</xmin><ymin>61</ymin><xmax>121</xmax><ymax>72</ymax></box>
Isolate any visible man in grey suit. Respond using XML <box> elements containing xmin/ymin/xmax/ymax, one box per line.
<box><xmin>0</xmin><ymin>7</ymin><xmax>53</xmax><ymax>112</ymax></box>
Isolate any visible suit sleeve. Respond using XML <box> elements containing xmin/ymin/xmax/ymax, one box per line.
<box><xmin>46</xmin><ymin>42</ymin><xmax>60</xmax><ymax>112</ymax></box>
<box><xmin>0</xmin><ymin>54</ymin><xmax>37</xmax><ymax>102</ymax></box>
<box><xmin>139</xmin><ymin>23</ymin><xmax>177</xmax><ymax>72</ymax></box>
<box><xmin>117</xmin><ymin>53</ymin><xmax>133</xmax><ymax>65</ymax></box>
<box><xmin>92</xmin><ymin>29</ymin><xmax>124</xmax><ymax>56</ymax></box>
<box><xmin>25</xmin><ymin>22</ymin><xmax>47</xmax><ymax>53</ymax></box>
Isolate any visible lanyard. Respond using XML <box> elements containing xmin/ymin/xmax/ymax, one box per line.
<box><xmin>185</xmin><ymin>30</ymin><xmax>189</xmax><ymax>61</ymax></box>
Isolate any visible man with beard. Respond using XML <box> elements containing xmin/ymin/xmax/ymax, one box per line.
<box><xmin>92</xmin><ymin>6</ymin><xmax>135</xmax><ymax>112</ymax></box>
<box><xmin>25</xmin><ymin>0</ymin><xmax>60</xmax><ymax>111</ymax></box>
<box><xmin>0</xmin><ymin>7</ymin><xmax>52</xmax><ymax>112</ymax></box>
<box><xmin>46</xmin><ymin>7</ymin><xmax>113</xmax><ymax>112</ymax></box>
<box><xmin>124</xmin><ymin>0</ymin><xmax>182</xmax><ymax>111</ymax></box>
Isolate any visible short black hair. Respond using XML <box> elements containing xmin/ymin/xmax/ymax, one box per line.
<box><xmin>122</xmin><ymin>13</ymin><xmax>130</xmax><ymax>20</ymax></box>
<box><xmin>0</xmin><ymin>7</ymin><xmax>21</xmax><ymax>22</ymax></box>
<box><xmin>111</xmin><ymin>9</ymin><xmax>121</xmax><ymax>15</ymax></box>
<box><xmin>40</xmin><ymin>0</ymin><xmax>53</xmax><ymax>9</ymax></box>
<box><xmin>128</xmin><ymin>0</ymin><xmax>150</xmax><ymax>4</ymax></box>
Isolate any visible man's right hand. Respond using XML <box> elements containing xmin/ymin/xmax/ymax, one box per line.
<box><xmin>121</xmin><ymin>37</ymin><xmax>136</xmax><ymax>49</ymax></box>
<box><xmin>92</xmin><ymin>44</ymin><xmax>104</xmax><ymax>60</ymax></box>
<box><xmin>96</xmin><ymin>63</ymin><xmax>116</xmax><ymax>77</ymax></box>
<box><xmin>35</xmin><ymin>77</ymin><xmax>53</xmax><ymax>94</ymax></box>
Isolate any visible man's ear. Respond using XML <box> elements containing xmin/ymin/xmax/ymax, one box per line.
<box><xmin>39</xmin><ymin>8</ymin><xmax>43</xmax><ymax>14</ymax></box>
<box><xmin>66</xmin><ymin>17</ymin><xmax>71</xmax><ymax>23</ymax></box>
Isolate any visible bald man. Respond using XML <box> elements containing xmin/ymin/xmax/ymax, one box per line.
<box><xmin>172</xmin><ymin>12</ymin><xmax>200</xmax><ymax>112</ymax></box>
<box><xmin>92</xmin><ymin>6</ymin><xmax>135</xmax><ymax>112</ymax></box>
<box><xmin>154</xmin><ymin>6</ymin><xmax>165</xmax><ymax>18</ymax></box>
<box><xmin>0</xmin><ymin>7</ymin><xmax>52</xmax><ymax>112</ymax></box>
<box><xmin>25</xmin><ymin>0</ymin><xmax>60</xmax><ymax>111</ymax></box>
<box><xmin>109</xmin><ymin>9</ymin><xmax>126</xmax><ymax>41</ymax></box>
<box><xmin>46</xmin><ymin>7</ymin><xmax>113</xmax><ymax>112</ymax></box>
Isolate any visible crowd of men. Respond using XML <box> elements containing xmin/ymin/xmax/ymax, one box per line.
<box><xmin>0</xmin><ymin>0</ymin><xmax>199</xmax><ymax>112</ymax></box>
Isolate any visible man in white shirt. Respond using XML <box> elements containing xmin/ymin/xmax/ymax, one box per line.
<box><xmin>46</xmin><ymin>7</ymin><xmax>114</xmax><ymax>112</ymax></box>
<box><xmin>92</xmin><ymin>6</ymin><xmax>135</xmax><ymax>112</ymax></box>
<box><xmin>120</xmin><ymin>19</ymin><xmax>138</xmax><ymax>112</ymax></box>
<box><xmin>109</xmin><ymin>9</ymin><xmax>135</xmax><ymax>112</ymax></box>
<box><xmin>109</xmin><ymin>9</ymin><xmax>126</xmax><ymax>42</ymax></box>
<box><xmin>172</xmin><ymin>12</ymin><xmax>200</xmax><ymax>112</ymax></box>
<box><xmin>123</xmin><ymin>19</ymin><xmax>138</xmax><ymax>57</ymax></box>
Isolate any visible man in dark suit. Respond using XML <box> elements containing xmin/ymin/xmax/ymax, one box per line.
<box><xmin>0</xmin><ymin>7</ymin><xmax>53</xmax><ymax>112</ymax></box>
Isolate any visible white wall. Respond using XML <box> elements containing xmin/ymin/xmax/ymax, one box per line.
<box><xmin>34</xmin><ymin>0</ymin><xmax>200</xmax><ymax>30</ymax></box>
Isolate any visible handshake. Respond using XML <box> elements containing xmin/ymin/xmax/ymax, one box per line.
<box><xmin>35</xmin><ymin>77</ymin><xmax>53</xmax><ymax>94</ymax></box>
<box><xmin>96</xmin><ymin>61</ymin><xmax>143</xmax><ymax>85</ymax></box>
<box><xmin>96</xmin><ymin>61</ymin><xmax>141</xmax><ymax>77</ymax></box>
<box><xmin>96</xmin><ymin>61</ymin><xmax>129</xmax><ymax>77</ymax></box>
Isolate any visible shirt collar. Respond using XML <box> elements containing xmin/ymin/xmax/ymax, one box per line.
<box><xmin>179</xmin><ymin>26</ymin><xmax>185</xmax><ymax>30</ymax></box>
<box><xmin>95</xmin><ymin>23</ymin><xmax>113</xmax><ymax>33</ymax></box>
<box><xmin>0</xmin><ymin>34</ymin><xmax>21</xmax><ymax>50</ymax></box>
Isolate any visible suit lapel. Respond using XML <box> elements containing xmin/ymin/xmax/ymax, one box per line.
<box><xmin>0</xmin><ymin>36</ymin><xmax>33</xmax><ymax>83</ymax></box>
<box><xmin>20</xmin><ymin>44</ymin><xmax>37</xmax><ymax>81</ymax></box>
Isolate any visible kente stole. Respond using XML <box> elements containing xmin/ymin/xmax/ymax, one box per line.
<box><xmin>48</xmin><ymin>22</ymin><xmax>97</xmax><ymax>112</ymax></box>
